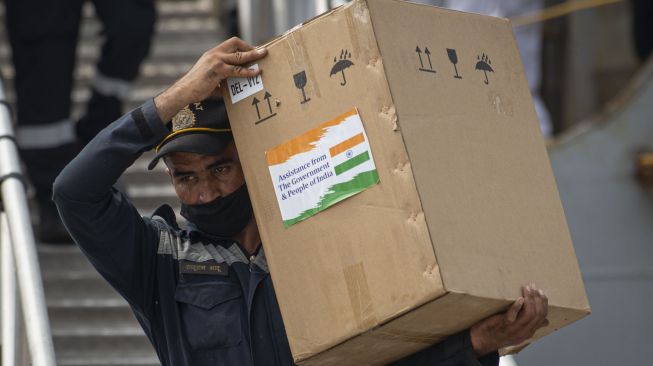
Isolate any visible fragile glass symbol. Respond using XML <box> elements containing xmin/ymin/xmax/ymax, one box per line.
<box><xmin>447</xmin><ymin>48</ymin><xmax>462</xmax><ymax>79</ymax></box>
<box><xmin>293</xmin><ymin>71</ymin><xmax>311</xmax><ymax>104</ymax></box>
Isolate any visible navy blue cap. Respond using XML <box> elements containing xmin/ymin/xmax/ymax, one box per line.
<box><xmin>148</xmin><ymin>98</ymin><xmax>232</xmax><ymax>170</ymax></box>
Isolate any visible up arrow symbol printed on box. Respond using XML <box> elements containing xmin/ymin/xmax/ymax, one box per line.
<box><xmin>253</xmin><ymin>91</ymin><xmax>278</xmax><ymax>125</ymax></box>
<box><xmin>252</xmin><ymin>97</ymin><xmax>261</xmax><ymax>120</ymax></box>
<box><xmin>264</xmin><ymin>91</ymin><xmax>273</xmax><ymax>114</ymax></box>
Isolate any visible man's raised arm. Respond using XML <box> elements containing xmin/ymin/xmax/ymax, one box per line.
<box><xmin>154</xmin><ymin>37</ymin><xmax>267</xmax><ymax>122</ymax></box>
<box><xmin>52</xmin><ymin>37</ymin><xmax>266</xmax><ymax>316</ymax></box>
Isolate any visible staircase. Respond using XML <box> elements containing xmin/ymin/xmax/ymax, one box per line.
<box><xmin>0</xmin><ymin>0</ymin><xmax>229</xmax><ymax>364</ymax></box>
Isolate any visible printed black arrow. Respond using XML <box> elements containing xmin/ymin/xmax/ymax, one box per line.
<box><xmin>264</xmin><ymin>91</ymin><xmax>273</xmax><ymax>114</ymax></box>
<box><xmin>415</xmin><ymin>46</ymin><xmax>424</xmax><ymax>68</ymax></box>
<box><xmin>252</xmin><ymin>97</ymin><xmax>261</xmax><ymax>120</ymax></box>
<box><xmin>417</xmin><ymin>46</ymin><xmax>436</xmax><ymax>74</ymax></box>
<box><xmin>424</xmin><ymin>47</ymin><xmax>433</xmax><ymax>70</ymax></box>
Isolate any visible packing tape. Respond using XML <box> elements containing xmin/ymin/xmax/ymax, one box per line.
<box><xmin>344</xmin><ymin>1</ymin><xmax>377</xmax><ymax>66</ymax></box>
<box><xmin>284</xmin><ymin>31</ymin><xmax>320</xmax><ymax>101</ymax></box>
<box><xmin>343</xmin><ymin>262</ymin><xmax>444</xmax><ymax>345</ymax></box>
<box><xmin>344</xmin><ymin>262</ymin><xmax>378</xmax><ymax>331</ymax></box>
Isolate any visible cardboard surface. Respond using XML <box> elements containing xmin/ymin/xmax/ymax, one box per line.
<box><xmin>223</xmin><ymin>0</ymin><xmax>590</xmax><ymax>364</ymax></box>
<box><xmin>367</xmin><ymin>0</ymin><xmax>588</xmax><ymax>308</ymax></box>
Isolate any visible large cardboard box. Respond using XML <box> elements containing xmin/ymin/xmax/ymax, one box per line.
<box><xmin>223</xmin><ymin>0</ymin><xmax>590</xmax><ymax>364</ymax></box>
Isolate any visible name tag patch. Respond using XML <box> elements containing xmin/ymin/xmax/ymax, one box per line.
<box><xmin>180</xmin><ymin>260</ymin><xmax>229</xmax><ymax>276</ymax></box>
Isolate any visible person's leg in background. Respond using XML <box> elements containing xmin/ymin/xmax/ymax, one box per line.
<box><xmin>77</xmin><ymin>0</ymin><xmax>156</xmax><ymax>144</ymax></box>
<box><xmin>631</xmin><ymin>0</ymin><xmax>653</xmax><ymax>61</ymax></box>
<box><xmin>5</xmin><ymin>0</ymin><xmax>84</xmax><ymax>243</ymax></box>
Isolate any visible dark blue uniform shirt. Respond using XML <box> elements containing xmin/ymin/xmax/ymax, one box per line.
<box><xmin>53</xmin><ymin>99</ymin><xmax>499</xmax><ymax>366</ymax></box>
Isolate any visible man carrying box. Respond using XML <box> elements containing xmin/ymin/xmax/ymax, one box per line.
<box><xmin>53</xmin><ymin>36</ymin><xmax>548</xmax><ymax>366</ymax></box>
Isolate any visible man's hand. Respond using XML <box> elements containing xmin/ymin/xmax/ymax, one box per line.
<box><xmin>154</xmin><ymin>37</ymin><xmax>268</xmax><ymax>122</ymax></box>
<box><xmin>470</xmin><ymin>284</ymin><xmax>549</xmax><ymax>357</ymax></box>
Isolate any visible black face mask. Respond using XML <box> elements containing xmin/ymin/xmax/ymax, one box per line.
<box><xmin>180</xmin><ymin>184</ymin><xmax>253</xmax><ymax>238</ymax></box>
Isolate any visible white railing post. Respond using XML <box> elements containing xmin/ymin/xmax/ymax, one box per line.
<box><xmin>272</xmin><ymin>0</ymin><xmax>290</xmax><ymax>35</ymax></box>
<box><xmin>1</xmin><ymin>212</ymin><xmax>17</xmax><ymax>366</ymax></box>
<box><xmin>0</xmin><ymin>79</ymin><xmax>56</xmax><ymax>366</ymax></box>
<box><xmin>237</xmin><ymin>0</ymin><xmax>253</xmax><ymax>43</ymax></box>
<box><xmin>315</xmin><ymin>0</ymin><xmax>329</xmax><ymax>14</ymax></box>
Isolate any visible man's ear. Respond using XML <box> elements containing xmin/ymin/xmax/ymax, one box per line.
<box><xmin>164</xmin><ymin>167</ymin><xmax>174</xmax><ymax>183</ymax></box>
<box><xmin>162</xmin><ymin>158</ymin><xmax>174</xmax><ymax>183</ymax></box>
<box><xmin>229</xmin><ymin>140</ymin><xmax>240</xmax><ymax>162</ymax></box>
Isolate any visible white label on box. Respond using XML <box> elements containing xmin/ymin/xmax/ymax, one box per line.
<box><xmin>266</xmin><ymin>108</ymin><xmax>379</xmax><ymax>228</ymax></box>
<box><xmin>226</xmin><ymin>64</ymin><xmax>264</xmax><ymax>104</ymax></box>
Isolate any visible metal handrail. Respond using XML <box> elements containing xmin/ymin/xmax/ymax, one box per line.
<box><xmin>237</xmin><ymin>0</ymin><xmax>332</xmax><ymax>44</ymax></box>
<box><xmin>1</xmin><ymin>212</ymin><xmax>17</xmax><ymax>366</ymax></box>
<box><xmin>0</xmin><ymin>77</ymin><xmax>56</xmax><ymax>365</ymax></box>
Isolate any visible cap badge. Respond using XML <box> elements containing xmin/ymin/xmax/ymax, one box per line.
<box><xmin>172</xmin><ymin>105</ymin><xmax>196</xmax><ymax>131</ymax></box>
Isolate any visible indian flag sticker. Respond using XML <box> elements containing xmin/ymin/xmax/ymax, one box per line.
<box><xmin>266</xmin><ymin>108</ymin><xmax>379</xmax><ymax>228</ymax></box>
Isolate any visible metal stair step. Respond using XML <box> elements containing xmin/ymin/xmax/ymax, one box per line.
<box><xmin>44</xmin><ymin>275</ymin><xmax>124</xmax><ymax>303</ymax></box>
<box><xmin>54</xmin><ymin>326</ymin><xmax>147</xmax><ymax>338</ymax></box>
<box><xmin>47</xmin><ymin>297</ymin><xmax>129</xmax><ymax>308</ymax></box>
<box><xmin>1</xmin><ymin>84</ymin><xmax>167</xmax><ymax>107</ymax></box>
<box><xmin>0</xmin><ymin>37</ymin><xmax>222</xmax><ymax>67</ymax></box>
<box><xmin>57</xmin><ymin>356</ymin><xmax>160</xmax><ymax>366</ymax></box>
<box><xmin>49</xmin><ymin>304</ymin><xmax>138</xmax><ymax>333</ymax></box>
<box><xmin>0</xmin><ymin>12</ymin><xmax>222</xmax><ymax>40</ymax></box>
<box><xmin>39</xmin><ymin>244</ymin><xmax>95</xmax><ymax>276</ymax></box>
<box><xmin>54</xmin><ymin>333</ymin><xmax>157</xmax><ymax>364</ymax></box>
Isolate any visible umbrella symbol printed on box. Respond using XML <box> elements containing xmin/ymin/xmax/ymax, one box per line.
<box><xmin>475</xmin><ymin>53</ymin><xmax>494</xmax><ymax>85</ymax></box>
<box><xmin>330</xmin><ymin>49</ymin><xmax>354</xmax><ymax>86</ymax></box>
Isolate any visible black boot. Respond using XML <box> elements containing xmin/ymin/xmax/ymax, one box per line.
<box><xmin>76</xmin><ymin>89</ymin><xmax>122</xmax><ymax>145</ymax></box>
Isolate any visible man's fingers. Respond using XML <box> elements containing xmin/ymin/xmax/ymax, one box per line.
<box><xmin>537</xmin><ymin>289</ymin><xmax>548</xmax><ymax>319</ymax></box>
<box><xmin>223</xmin><ymin>36</ymin><xmax>255</xmax><ymax>52</ymax></box>
<box><xmin>530</xmin><ymin>288</ymin><xmax>548</xmax><ymax>330</ymax></box>
<box><xmin>529</xmin><ymin>287</ymin><xmax>547</xmax><ymax>320</ymax></box>
<box><xmin>223</xmin><ymin>48</ymin><xmax>268</xmax><ymax>66</ymax></box>
<box><xmin>227</xmin><ymin>64</ymin><xmax>263</xmax><ymax>79</ymax></box>
<box><xmin>521</xmin><ymin>284</ymin><xmax>533</xmax><ymax>301</ymax></box>
<box><xmin>520</xmin><ymin>286</ymin><xmax>548</xmax><ymax>339</ymax></box>
<box><xmin>529</xmin><ymin>289</ymin><xmax>545</xmax><ymax>328</ymax></box>
<box><xmin>506</xmin><ymin>297</ymin><xmax>524</xmax><ymax>323</ymax></box>
<box><xmin>516</xmin><ymin>284</ymin><xmax>537</xmax><ymax>324</ymax></box>
<box><xmin>205</xmin><ymin>37</ymin><xmax>252</xmax><ymax>56</ymax></box>
<box><xmin>539</xmin><ymin>318</ymin><xmax>550</xmax><ymax>328</ymax></box>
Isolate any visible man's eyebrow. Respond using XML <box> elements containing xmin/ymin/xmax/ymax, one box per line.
<box><xmin>206</xmin><ymin>158</ymin><xmax>233</xmax><ymax>170</ymax></box>
<box><xmin>171</xmin><ymin>158</ymin><xmax>234</xmax><ymax>177</ymax></box>
<box><xmin>171</xmin><ymin>169</ymin><xmax>193</xmax><ymax>177</ymax></box>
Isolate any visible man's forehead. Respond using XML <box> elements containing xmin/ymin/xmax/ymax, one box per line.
<box><xmin>165</xmin><ymin>145</ymin><xmax>237</xmax><ymax>168</ymax></box>
<box><xmin>166</xmin><ymin>152</ymin><xmax>220</xmax><ymax>166</ymax></box>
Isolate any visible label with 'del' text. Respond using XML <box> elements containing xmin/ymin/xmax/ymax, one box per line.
<box><xmin>227</xmin><ymin>64</ymin><xmax>264</xmax><ymax>104</ymax></box>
